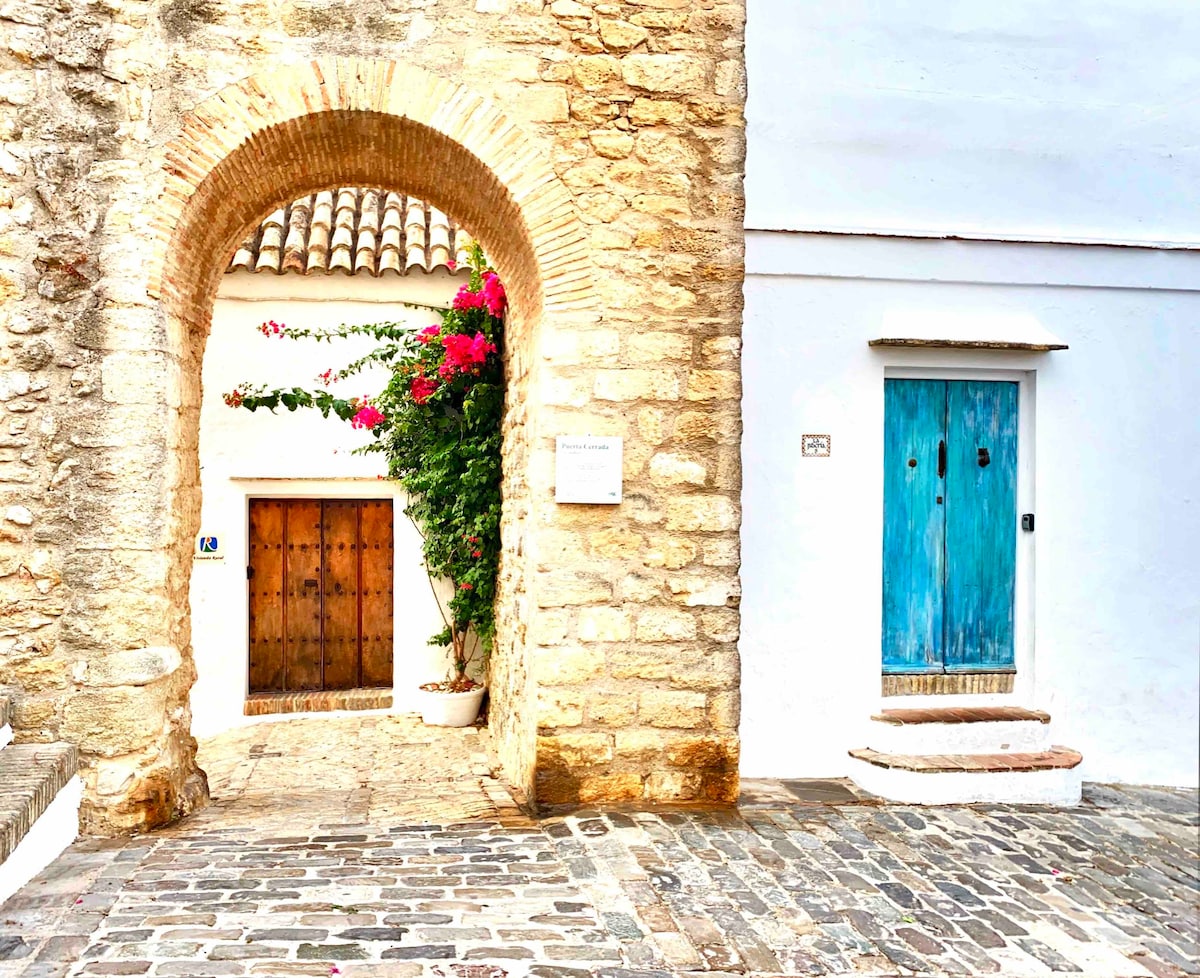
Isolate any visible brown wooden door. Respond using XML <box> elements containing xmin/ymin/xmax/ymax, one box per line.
<box><xmin>248</xmin><ymin>499</ymin><xmax>394</xmax><ymax>693</ymax></box>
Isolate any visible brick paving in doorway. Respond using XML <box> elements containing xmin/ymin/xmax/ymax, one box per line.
<box><xmin>0</xmin><ymin>715</ymin><xmax>1196</xmax><ymax>978</ymax></box>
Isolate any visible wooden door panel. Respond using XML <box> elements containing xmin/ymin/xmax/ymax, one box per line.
<box><xmin>248</xmin><ymin>500</ymin><xmax>285</xmax><ymax>693</ymax></box>
<box><xmin>882</xmin><ymin>379</ymin><xmax>947</xmax><ymax>673</ymax></box>
<box><xmin>944</xmin><ymin>381</ymin><xmax>1018</xmax><ymax>671</ymax></box>
<box><xmin>322</xmin><ymin>500</ymin><xmax>361</xmax><ymax>690</ymax></box>
<box><xmin>284</xmin><ymin>500</ymin><xmax>323</xmax><ymax>690</ymax></box>
<box><xmin>360</xmin><ymin>500</ymin><xmax>394</xmax><ymax>688</ymax></box>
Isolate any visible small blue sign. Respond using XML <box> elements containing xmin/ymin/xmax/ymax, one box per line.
<box><xmin>199</xmin><ymin>536</ymin><xmax>219</xmax><ymax>553</ymax></box>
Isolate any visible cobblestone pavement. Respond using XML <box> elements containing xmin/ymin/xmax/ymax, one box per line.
<box><xmin>1</xmin><ymin>715</ymin><xmax>1196</xmax><ymax>978</ymax></box>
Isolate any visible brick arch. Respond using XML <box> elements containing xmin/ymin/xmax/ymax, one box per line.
<box><xmin>129</xmin><ymin>57</ymin><xmax>596</xmax><ymax>832</ymax></box>
<box><xmin>153</xmin><ymin>57</ymin><xmax>594</xmax><ymax>324</ymax></box>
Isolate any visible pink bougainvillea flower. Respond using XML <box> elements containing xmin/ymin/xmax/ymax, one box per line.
<box><xmin>417</xmin><ymin>324</ymin><xmax>441</xmax><ymax>343</ymax></box>
<box><xmin>350</xmin><ymin>404</ymin><xmax>386</xmax><ymax>430</ymax></box>
<box><xmin>257</xmin><ymin>319</ymin><xmax>286</xmax><ymax>336</ymax></box>
<box><xmin>317</xmin><ymin>369</ymin><xmax>334</xmax><ymax>386</ymax></box>
<box><xmin>472</xmin><ymin>550</ymin><xmax>482</xmax><ymax>558</ymax></box>
<box><xmin>222</xmin><ymin>389</ymin><xmax>244</xmax><ymax>408</ymax></box>
<box><xmin>446</xmin><ymin>258</ymin><xmax>457</xmax><ymax>271</ymax></box>
<box><xmin>481</xmin><ymin>271</ymin><xmax>507</xmax><ymax>318</ymax></box>
<box><xmin>459</xmin><ymin>582</ymin><xmax>474</xmax><ymax>590</ymax></box>
<box><xmin>410</xmin><ymin>374</ymin><xmax>438</xmax><ymax>404</ymax></box>
<box><xmin>452</xmin><ymin>284</ymin><xmax>485</xmax><ymax>311</ymax></box>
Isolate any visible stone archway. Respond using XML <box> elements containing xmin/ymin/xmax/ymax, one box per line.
<box><xmin>85</xmin><ymin>57</ymin><xmax>592</xmax><ymax>834</ymax></box>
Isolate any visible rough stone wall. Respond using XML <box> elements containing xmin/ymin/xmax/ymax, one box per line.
<box><xmin>0</xmin><ymin>0</ymin><xmax>746</xmax><ymax>831</ymax></box>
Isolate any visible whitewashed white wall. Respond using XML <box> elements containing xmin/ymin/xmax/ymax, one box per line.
<box><xmin>746</xmin><ymin>0</ymin><xmax>1200</xmax><ymax>244</ymax></box>
<box><xmin>740</xmin><ymin>232</ymin><xmax>1200</xmax><ymax>787</ymax></box>
<box><xmin>190</xmin><ymin>272</ymin><xmax>463</xmax><ymax>737</ymax></box>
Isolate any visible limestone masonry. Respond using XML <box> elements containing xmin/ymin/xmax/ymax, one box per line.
<box><xmin>0</xmin><ymin>0</ymin><xmax>747</xmax><ymax>833</ymax></box>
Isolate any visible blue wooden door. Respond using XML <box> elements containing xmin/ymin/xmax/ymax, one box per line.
<box><xmin>883</xmin><ymin>380</ymin><xmax>1018</xmax><ymax>673</ymax></box>
<box><xmin>882</xmin><ymin>380</ymin><xmax>947</xmax><ymax>672</ymax></box>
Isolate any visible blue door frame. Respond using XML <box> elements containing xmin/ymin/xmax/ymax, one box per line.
<box><xmin>882</xmin><ymin>379</ymin><xmax>1018</xmax><ymax>674</ymax></box>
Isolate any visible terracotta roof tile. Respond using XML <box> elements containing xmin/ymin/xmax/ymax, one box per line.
<box><xmin>229</xmin><ymin>189</ymin><xmax>473</xmax><ymax>277</ymax></box>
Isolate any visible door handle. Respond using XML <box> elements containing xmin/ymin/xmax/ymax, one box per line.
<box><xmin>304</xmin><ymin>578</ymin><xmax>318</xmax><ymax>588</ymax></box>
<box><xmin>937</xmin><ymin>440</ymin><xmax>946</xmax><ymax>479</ymax></box>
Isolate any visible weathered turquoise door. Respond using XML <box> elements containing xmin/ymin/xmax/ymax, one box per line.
<box><xmin>883</xmin><ymin>379</ymin><xmax>1018</xmax><ymax>673</ymax></box>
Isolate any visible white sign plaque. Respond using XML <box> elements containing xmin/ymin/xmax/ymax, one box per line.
<box><xmin>555</xmin><ymin>436</ymin><xmax>623</xmax><ymax>504</ymax></box>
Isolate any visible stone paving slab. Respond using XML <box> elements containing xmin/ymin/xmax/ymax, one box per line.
<box><xmin>1</xmin><ymin>716</ymin><xmax>1196</xmax><ymax>978</ymax></box>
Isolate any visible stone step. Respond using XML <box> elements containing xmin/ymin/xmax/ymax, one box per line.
<box><xmin>0</xmin><ymin>695</ymin><xmax>10</xmax><ymax>752</ymax></box>
<box><xmin>0</xmin><ymin>743</ymin><xmax>82</xmax><ymax>906</ymax></box>
<box><xmin>866</xmin><ymin>706</ymin><xmax>1052</xmax><ymax>754</ymax></box>
<box><xmin>847</xmin><ymin>746</ymin><xmax>1083</xmax><ymax>805</ymax></box>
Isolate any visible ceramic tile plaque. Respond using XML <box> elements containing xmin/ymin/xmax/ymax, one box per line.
<box><xmin>555</xmin><ymin>436</ymin><xmax>623</xmax><ymax>504</ymax></box>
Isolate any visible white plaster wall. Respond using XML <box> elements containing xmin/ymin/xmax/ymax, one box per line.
<box><xmin>745</xmin><ymin>0</ymin><xmax>1200</xmax><ymax>244</ymax></box>
<box><xmin>190</xmin><ymin>272</ymin><xmax>464</xmax><ymax>737</ymax></box>
<box><xmin>740</xmin><ymin>232</ymin><xmax>1200</xmax><ymax>787</ymax></box>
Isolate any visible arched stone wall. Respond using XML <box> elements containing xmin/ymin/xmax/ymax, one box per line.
<box><xmin>150</xmin><ymin>57</ymin><xmax>593</xmax><ymax>830</ymax></box>
<box><xmin>1</xmin><ymin>0</ymin><xmax>746</xmax><ymax>834</ymax></box>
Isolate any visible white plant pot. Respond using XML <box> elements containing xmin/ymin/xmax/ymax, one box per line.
<box><xmin>419</xmin><ymin>686</ymin><xmax>485</xmax><ymax>727</ymax></box>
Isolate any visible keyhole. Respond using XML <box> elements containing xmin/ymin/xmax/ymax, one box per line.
<box><xmin>907</xmin><ymin>458</ymin><xmax>917</xmax><ymax>468</ymax></box>
<box><xmin>978</xmin><ymin>447</ymin><xmax>991</xmax><ymax>467</ymax></box>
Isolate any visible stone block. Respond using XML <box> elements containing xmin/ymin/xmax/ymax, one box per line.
<box><xmin>60</xmin><ymin>682</ymin><xmax>170</xmax><ymax>757</ymax></box>
<box><xmin>533</xmin><ymin>644</ymin><xmax>605</xmax><ymax>685</ymax></box>
<box><xmin>598</xmin><ymin>19</ymin><xmax>648</xmax><ymax>53</ymax></box>
<box><xmin>635</xmin><ymin>608</ymin><xmax>696</xmax><ymax>641</ymax></box>
<box><xmin>642</xmin><ymin>537</ymin><xmax>697</xmax><ymax>570</ymax></box>
<box><xmin>588</xmin><ymin>694</ymin><xmax>638</xmax><ymax>726</ymax></box>
<box><xmin>589</xmin><ymin>527</ymin><xmax>643</xmax><ymax>559</ymax></box>
<box><xmin>622</xmin><ymin>54</ymin><xmax>706</xmax><ymax>93</ymax></box>
<box><xmin>639</xmin><ymin>689</ymin><xmax>707</xmax><ymax>728</ymax></box>
<box><xmin>588</xmin><ymin>130</ymin><xmax>634</xmax><ymax>159</ymax></box>
<box><xmin>664</xmin><ymin>495</ymin><xmax>739</xmax><ymax>532</ymax></box>
<box><xmin>535</xmin><ymin>571</ymin><xmax>613</xmax><ymax>607</ymax></box>
<box><xmin>82</xmin><ymin>646</ymin><xmax>182</xmax><ymax>688</ymax></box>
<box><xmin>649</xmin><ymin>452</ymin><xmax>706</xmax><ymax>487</ymax></box>
<box><xmin>529</xmin><ymin>608</ymin><xmax>571</xmax><ymax>646</ymax></box>
<box><xmin>593</xmin><ymin>368</ymin><xmax>681</xmax><ymax>401</ymax></box>
<box><xmin>685</xmin><ymin>369</ymin><xmax>740</xmax><ymax>401</ymax></box>
<box><xmin>629</xmin><ymin>97</ymin><xmax>686</xmax><ymax>126</ymax></box>
<box><xmin>573</xmin><ymin>55</ymin><xmax>622</xmax><ymax>90</ymax></box>
<box><xmin>536</xmin><ymin>688</ymin><xmax>585</xmax><ymax>728</ymax></box>
<box><xmin>626</xmin><ymin>331</ymin><xmax>692</xmax><ymax>362</ymax></box>
<box><xmin>464</xmin><ymin>48</ymin><xmax>541</xmax><ymax>83</ymax></box>
<box><xmin>537</xmin><ymin>731</ymin><xmax>613</xmax><ymax>766</ymax></box>
<box><xmin>577</xmin><ymin>607</ymin><xmax>631</xmax><ymax>642</ymax></box>
<box><xmin>668</xmin><ymin>575</ymin><xmax>738</xmax><ymax>607</ymax></box>
<box><xmin>699</xmin><ymin>607</ymin><xmax>739</xmax><ymax>642</ymax></box>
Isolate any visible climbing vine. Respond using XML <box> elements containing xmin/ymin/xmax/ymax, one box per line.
<box><xmin>223</xmin><ymin>245</ymin><xmax>505</xmax><ymax>690</ymax></box>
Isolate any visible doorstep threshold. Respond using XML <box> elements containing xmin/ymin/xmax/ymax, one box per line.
<box><xmin>244</xmin><ymin>688</ymin><xmax>394</xmax><ymax>717</ymax></box>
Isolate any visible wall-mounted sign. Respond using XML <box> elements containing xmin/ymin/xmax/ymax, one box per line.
<box><xmin>801</xmin><ymin>434</ymin><xmax>831</xmax><ymax>457</ymax></box>
<box><xmin>555</xmin><ymin>436</ymin><xmax>623</xmax><ymax>504</ymax></box>
<box><xmin>194</xmin><ymin>534</ymin><xmax>226</xmax><ymax>561</ymax></box>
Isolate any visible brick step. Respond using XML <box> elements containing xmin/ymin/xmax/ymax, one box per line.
<box><xmin>847</xmin><ymin>746</ymin><xmax>1083</xmax><ymax>805</ymax></box>
<box><xmin>865</xmin><ymin>706</ymin><xmax>1053</xmax><ymax>755</ymax></box>
<box><xmin>244</xmin><ymin>687</ymin><xmax>393</xmax><ymax>718</ymax></box>
<box><xmin>0</xmin><ymin>743</ymin><xmax>82</xmax><ymax>906</ymax></box>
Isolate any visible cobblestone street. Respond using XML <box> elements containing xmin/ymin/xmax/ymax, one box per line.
<box><xmin>1</xmin><ymin>716</ymin><xmax>1195</xmax><ymax>978</ymax></box>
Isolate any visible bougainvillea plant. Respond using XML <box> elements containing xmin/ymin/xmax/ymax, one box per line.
<box><xmin>223</xmin><ymin>245</ymin><xmax>505</xmax><ymax>692</ymax></box>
